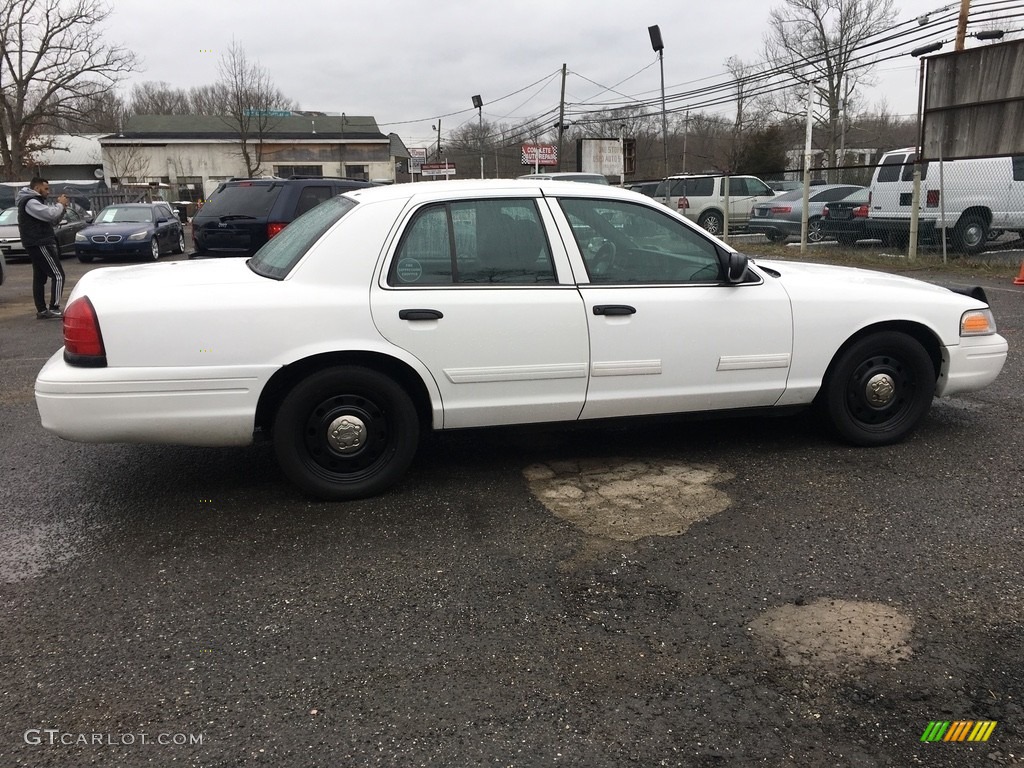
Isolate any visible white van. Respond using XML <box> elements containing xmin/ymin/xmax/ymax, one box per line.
<box><xmin>866</xmin><ymin>148</ymin><xmax>1024</xmax><ymax>254</ymax></box>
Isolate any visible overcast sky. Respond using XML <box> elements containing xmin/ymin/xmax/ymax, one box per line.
<box><xmin>99</xmin><ymin>0</ymin><xmax>995</xmax><ymax>149</ymax></box>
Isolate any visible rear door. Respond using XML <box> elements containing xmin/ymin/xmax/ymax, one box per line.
<box><xmin>370</xmin><ymin>191</ymin><xmax>590</xmax><ymax>429</ymax></box>
<box><xmin>194</xmin><ymin>182</ymin><xmax>282</xmax><ymax>254</ymax></box>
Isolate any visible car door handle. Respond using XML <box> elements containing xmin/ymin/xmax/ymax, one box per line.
<box><xmin>592</xmin><ymin>305</ymin><xmax>636</xmax><ymax>316</ymax></box>
<box><xmin>399</xmin><ymin>309</ymin><xmax>444</xmax><ymax>321</ymax></box>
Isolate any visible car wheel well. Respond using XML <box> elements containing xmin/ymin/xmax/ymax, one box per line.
<box><xmin>955</xmin><ymin>207</ymin><xmax>992</xmax><ymax>228</ymax></box>
<box><xmin>818</xmin><ymin>321</ymin><xmax>941</xmax><ymax>399</ymax></box>
<box><xmin>255</xmin><ymin>352</ymin><xmax>433</xmax><ymax>436</ymax></box>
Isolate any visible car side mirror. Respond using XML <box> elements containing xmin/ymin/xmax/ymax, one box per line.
<box><xmin>720</xmin><ymin>251</ymin><xmax>748</xmax><ymax>283</ymax></box>
<box><xmin>155</xmin><ymin>217</ymin><xmax>167</xmax><ymax>224</ymax></box>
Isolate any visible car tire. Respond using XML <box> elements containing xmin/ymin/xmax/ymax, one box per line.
<box><xmin>150</xmin><ymin>237</ymin><xmax>160</xmax><ymax>261</ymax></box>
<box><xmin>807</xmin><ymin>216</ymin><xmax>825</xmax><ymax>243</ymax></box>
<box><xmin>698</xmin><ymin>211</ymin><xmax>724</xmax><ymax>236</ymax></box>
<box><xmin>174</xmin><ymin>231</ymin><xmax>186</xmax><ymax>254</ymax></box>
<box><xmin>77</xmin><ymin>253</ymin><xmax>93</xmax><ymax>263</ymax></box>
<box><xmin>821</xmin><ymin>332</ymin><xmax>935</xmax><ymax>446</ymax></box>
<box><xmin>952</xmin><ymin>215</ymin><xmax>988</xmax><ymax>255</ymax></box>
<box><xmin>273</xmin><ymin>366</ymin><xmax>420</xmax><ymax>501</ymax></box>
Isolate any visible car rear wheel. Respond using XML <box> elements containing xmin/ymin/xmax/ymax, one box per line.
<box><xmin>808</xmin><ymin>216</ymin><xmax>825</xmax><ymax>243</ymax></box>
<box><xmin>273</xmin><ymin>366</ymin><xmax>420</xmax><ymax>500</ymax></box>
<box><xmin>698</xmin><ymin>211</ymin><xmax>724</xmax><ymax>236</ymax></box>
<box><xmin>150</xmin><ymin>237</ymin><xmax>160</xmax><ymax>261</ymax></box>
<box><xmin>952</xmin><ymin>215</ymin><xmax>988</xmax><ymax>255</ymax></box>
<box><xmin>821</xmin><ymin>332</ymin><xmax>935</xmax><ymax>446</ymax></box>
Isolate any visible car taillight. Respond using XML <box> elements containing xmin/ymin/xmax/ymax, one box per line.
<box><xmin>770</xmin><ymin>206</ymin><xmax>792</xmax><ymax>214</ymax></box>
<box><xmin>63</xmin><ymin>297</ymin><xmax>107</xmax><ymax>367</ymax></box>
<box><xmin>926</xmin><ymin>189</ymin><xmax>940</xmax><ymax>207</ymax></box>
<box><xmin>677</xmin><ymin>196</ymin><xmax>689</xmax><ymax>210</ymax></box>
<box><xmin>267</xmin><ymin>222</ymin><xmax>287</xmax><ymax>238</ymax></box>
<box><xmin>853</xmin><ymin>205</ymin><xmax>869</xmax><ymax>218</ymax></box>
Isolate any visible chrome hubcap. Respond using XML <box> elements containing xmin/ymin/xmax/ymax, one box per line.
<box><xmin>326</xmin><ymin>414</ymin><xmax>367</xmax><ymax>454</ymax></box>
<box><xmin>865</xmin><ymin>373</ymin><xmax>896</xmax><ymax>406</ymax></box>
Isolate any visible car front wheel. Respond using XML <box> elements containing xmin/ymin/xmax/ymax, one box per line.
<box><xmin>273</xmin><ymin>366</ymin><xmax>420</xmax><ymax>500</ymax></box>
<box><xmin>821</xmin><ymin>332</ymin><xmax>935</xmax><ymax>446</ymax></box>
<box><xmin>150</xmin><ymin>237</ymin><xmax>160</xmax><ymax>260</ymax></box>
<box><xmin>174</xmin><ymin>231</ymin><xmax>186</xmax><ymax>254</ymax></box>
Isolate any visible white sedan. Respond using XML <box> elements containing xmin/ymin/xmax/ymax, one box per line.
<box><xmin>35</xmin><ymin>181</ymin><xmax>1008</xmax><ymax>500</ymax></box>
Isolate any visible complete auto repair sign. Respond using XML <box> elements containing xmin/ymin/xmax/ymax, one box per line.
<box><xmin>521</xmin><ymin>144</ymin><xmax>557</xmax><ymax>166</ymax></box>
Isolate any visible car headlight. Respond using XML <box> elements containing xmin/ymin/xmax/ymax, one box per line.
<box><xmin>75</xmin><ymin>232</ymin><xmax>87</xmax><ymax>242</ymax></box>
<box><xmin>961</xmin><ymin>308</ymin><xmax>997</xmax><ymax>336</ymax></box>
<box><xmin>126</xmin><ymin>230</ymin><xmax>149</xmax><ymax>241</ymax></box>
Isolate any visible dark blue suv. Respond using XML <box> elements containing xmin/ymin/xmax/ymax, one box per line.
<box><xmin>189</xmin><ymin>177</ymin><xmax>375</xmax><ymax>258</ymax></box>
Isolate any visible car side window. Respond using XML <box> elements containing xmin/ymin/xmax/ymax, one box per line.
<box><xmin>295</xmin><ymin>186</ymin><xmax>333</xmax><ymax>217</ymax></box>
<box><xmin>747</xmin><ymin>178</ymin><xmax>774</xmax><ymax>197</ymax></box>
<box><xmin>388</xmin><ymin>199</ymin><xmax>556</xmax><ymax>286</ymax></box>
<box><xmin>558</xmin><ymin>198</ymin><xmax>722</xmax><ymax>284</ymax></box>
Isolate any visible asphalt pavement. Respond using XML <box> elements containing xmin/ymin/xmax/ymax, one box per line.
<box><xmin>1</xmin><ymin>250</ymin><xmax>1022</xmax><ymax>767</ymax></box>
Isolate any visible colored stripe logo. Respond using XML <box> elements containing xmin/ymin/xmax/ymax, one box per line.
<box><xmin>921</xmin><ymin>721</ymin><xmax>997</xmax><ymax>742</ymax></box>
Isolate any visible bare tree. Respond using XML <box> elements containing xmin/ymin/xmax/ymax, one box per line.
<box><xmin>129</xmin><ymin>81</ymin><xmax>191</xmax><ymax>115</ymax></box>
<box><xmin>217</xmin><ymin>40</ymin><xmax>296</xmax><ymax>177</ymax></box>
<box><xmin>0</xmin><ymin>0</ymin><xmax>136</xmax><ymax>179</ymax></box>
<box><xmin>764</xmin><ymin>0</ymin><xmax>896</xmax><ymax>180</ymax></box>
<box><xmin>103</xmin><ymin>142</ymin><xmax>151</xmax><ymax>184</ymax></box>
<box><xmin>189</xmin><ymin>83</ymin><xmax>229</xmax><ymax>116</ymax></box>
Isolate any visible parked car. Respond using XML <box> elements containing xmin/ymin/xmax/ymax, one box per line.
<box><xmin>75</xmin><ymin>202</ymin><xmax>185</xmax><ymax>263</ymax></box>
<box><xmin>768</xmin><ymin>180</ymin><xmax>803</xmax><ymax>194</ymax></box>
<box><xmin>748</xmin><ymin>184</ymin><xmax>864</xmax><ymax>243</ymax></box>
<box><xmin>0</xmin><ymin>205</ymin><xmax>91</xmax><ymax>260</ymax></box>
<box><xmin>190</xmin><ymin>176</ymin><xmax>376</xmax><ymax>258</ymax></box>
<box><xmin>865</xmin><ymin>148</ymin><xmax>1024</xmax><ymax>254</ymax></box>
<box><xmin>628</xmin><ymin>180</ymin><xmax>661</xmax><ymax>196</ymax></box>
<box><xmin>35</xmin><ymin>180</ymin><xmax>1007</xmax><ymax>501</ymax></box>
<box><xmin>653</xmin><ymin>174</ymin><xmax>776</xmax><ymax>235</ymax></box>
<box><xmin>518</xmin><ymin>172</ymin><xmax>609</xmax><ymax>184</ymax></box>
<box><xmin>821</xmin><ymin>188</ymin><xmax>873</xmax><ymax>245</ymax></box>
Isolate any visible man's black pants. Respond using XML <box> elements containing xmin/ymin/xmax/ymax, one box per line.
<box><xmin>27</xmin><ymin>243</ymin><xmax>65</xmax><ymax>312</ymax></box>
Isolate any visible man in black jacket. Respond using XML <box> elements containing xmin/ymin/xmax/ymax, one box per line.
<box><xmin>17</xmin><ymin>178</ymin><xmax>70</xmax><ymax>319</ymax></box>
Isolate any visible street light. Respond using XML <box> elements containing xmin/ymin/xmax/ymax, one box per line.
<box><xmin>472</xmin><ymin>94</ymin><xmax>483</xmax><ymax>179</ymax></box>
<box><xmin>432</xmin><ymin>121</ymin><xmax>442</xmax><ymax>161</ymax></box>
<box><xmin>648</xmin><ymin>25</ymin><xmax>669</xmax><ymax>181</ymax></box>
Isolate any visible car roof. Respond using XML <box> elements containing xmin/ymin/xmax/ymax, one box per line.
<box><xmin>339</xmin><ymin>179</ymin><xmax>647</xmax><ymax>206</ymax></box>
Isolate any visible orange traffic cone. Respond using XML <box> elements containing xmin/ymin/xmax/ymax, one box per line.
<box><xmin>1015</xmin><ymin>261</ymin><xmax>1024</xmax><ymax>286</ymax></box>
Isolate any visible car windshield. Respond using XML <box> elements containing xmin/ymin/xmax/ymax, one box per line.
<box><xmin>248</xmin><ymin>195</ymin><xmax>358</xmax><ymax>279</ymax></box>
<box><xmin>95</xmin><ymin>207</ymin><xmax>153</xmax><ymax>223</ymax></box>
<box><xmin>0</xmin><ymin>207</ymin><xmax>16</xmax><ymax>225</ymax></box>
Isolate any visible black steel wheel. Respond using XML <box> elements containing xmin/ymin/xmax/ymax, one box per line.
<box><xmin>273</xmin><ymin>366</ymin><xmax>419</xmax><ymax>500</ymax></box>
<box><xmin>822</xmin><ymin>332</ymin><xmax>935</xmax><ymax>446</ymax></box>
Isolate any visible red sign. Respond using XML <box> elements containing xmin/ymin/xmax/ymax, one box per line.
<box><xmin>521</xmin><ymin>144</ymin><xmax>558</xmax><ymax>166</ymax></box>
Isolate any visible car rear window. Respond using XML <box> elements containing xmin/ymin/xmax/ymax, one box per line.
<box><xmin>201</xmin><ymin>183</ymin><xmax>283</xmax><ymax>218</ymax></box>
<box><xmin>248</xmin><ymin>195</ymin><xmax>357</xmax><ymax>279</ymax></box>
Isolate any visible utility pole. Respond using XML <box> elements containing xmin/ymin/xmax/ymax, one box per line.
<box><xmin>955</xmin><ymin>0</ymin><xmax>971</xmax><ymax>50</ymax></box>
<box><xmin>556</xmin><ymin>63</ymin><xmax>567</xmax><ymax>171</ymax></box>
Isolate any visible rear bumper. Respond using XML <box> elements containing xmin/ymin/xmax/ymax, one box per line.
<box><xmin>34</xmin><ymin>349</ymin><xmax>276</xmax><ymax>446</ymax></box>
<box><xmin>937</xmin><ymin>335</ymin><xmax>1009</xmax><ymax>397</ymax></box>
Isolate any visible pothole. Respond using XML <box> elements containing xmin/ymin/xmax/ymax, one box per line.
<box><xmin>523</xmin><ymin>459</ymin><xmax>732</xmax><ymax>541</ymax></box>
<box><xmin>752</xmin><ymin>598</ymin><xmax>914</xmax><ymax>670</ymax></box>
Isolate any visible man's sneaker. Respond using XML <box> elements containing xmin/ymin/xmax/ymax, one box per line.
<box><xmin>36</xmin><ymin>309</ymin><xmax>61</xmax><ymax>319</ymax></box>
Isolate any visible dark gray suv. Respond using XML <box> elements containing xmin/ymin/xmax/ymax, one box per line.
<box><xmin>190</xmin><ymin>176</ymin><xmax>375</xmax><ymax>258</ymax></box>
